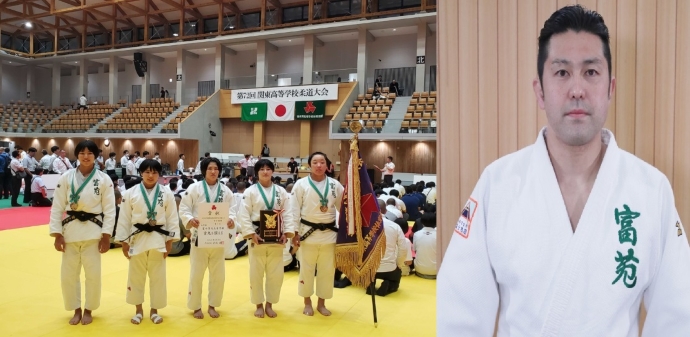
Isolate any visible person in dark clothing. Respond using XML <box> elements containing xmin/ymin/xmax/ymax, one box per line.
<box><xmin>401</xmin><ymin>185</ymin><xmax>422</xmax><ymax>221</ymax></box>
<box><xmin>389</xmin><ymin>79</ymin><xmax>400</xmax><ymax>96</ymax></box>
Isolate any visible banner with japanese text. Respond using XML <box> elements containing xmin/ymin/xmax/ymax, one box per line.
<box><xmin>231</xmin><ymin>84</ymin><xmax>338</xmax><ymax>104</ymax></box>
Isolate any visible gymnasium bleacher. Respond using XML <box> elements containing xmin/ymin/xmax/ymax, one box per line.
<box><xmin>340</xmin><ymin>88</ymin><xmax>396</xmax><ymax>133</ymax></box>
<box><xmin>0</xmin><ymin>101</ymin><xmax>64</xmax><ymax>133</ymax></box>
<box><xmin>42</xmin><ymin>102</ymin><xmax>118</xmax><ymax>133</ymax></box>
<box><xmin>160</xmin><ymin>96</ymin><xmax>208</xmax><ymax>134</ymax></box>
<box><xmin>97</xmin><ymin>97</ymin><xmax>179</xmax><ymax>133</ymax></box>
<box><xmin>401</xmin><ymin>91</ymin><xmax>437</xmax><ymax>133</ymax></box>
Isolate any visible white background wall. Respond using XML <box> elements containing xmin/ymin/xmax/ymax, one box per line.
<box><xmin>12</xmin><ymin>30</ymin><xmax>431</xmax><ymax>105</ymax></box>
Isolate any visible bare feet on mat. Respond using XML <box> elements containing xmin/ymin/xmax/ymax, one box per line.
<box><xmin>208</xmin><ymin>306</ymin><xmax>220</xmax><ymax>318</ymax></box>
<box><xmin>69</xmin><ymin>309</ymin><xmax>82</xmax><ymax>325</ymax></box>
<box><xmin>317</xmin><ymin>298</ymin><xmax>331</xmax><ymax>316</ymax></box>
<box><xmin>192</xmin><ymin>309</ymin><xmax>204</xmax><ymax>319</ymax></box>
<box><xmin>303</xmin><ymin>304</ymin><xmax>314</xmax><ymax>316</ymax></box>
<box><xmin>265</xmin><ymin>303</ymin><xmax>277</xmax><ymax>318</ymax></box>
<box><xmin>81</xmin><ymin>309</ymin><xmax>93</xmax><ymax>325</ymax></box>
<box><xmin>254</xmin><ymin>305</ymin><xmax>265</xmax><ymax>318</ymax></box>
<box><xmin>316</xmin><ymin>305</ymin><xmax>331</xmax><ymax>316</ymax></box>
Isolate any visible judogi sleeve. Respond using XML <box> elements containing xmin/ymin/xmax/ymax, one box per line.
<box><xmin>227</xmin><ymin>187</ymin><xmax>237</xmax><ymax>222</ymax></box>
<box><xmin>641</xmin><ymin>178</ymin><xmax>690</xmax><ymax>336</ymax></box>
<box><xmin>49</xmin><ymin>173</ymin><xmax>71</xmax><ymax>237</ymax></box>
<box><xmin>164</xmin><ymin>190</ymin><xmax>181</xmax><ymax>242</ymax></box>
<box><xmin>115</xmin><ymin>189</ymin><xmax>134</xmax><ymax>243</ymax></box>
<box><xmin>237</xmin><ymin>188</ymin><xmax>255</xmax><ymax>239</ymax></box>
<box><xmin>280</xmin><ymin>188</ymin><xmax>295</xmax><ymax>238</ymax></box>
<box><xmin>179</xmin><ymin>185</ymin><xmax>197</xmax><ymax>227</ymax></box>
<box><xmin>100</xmin><ymin>175</ymin><xmax>116</xmax><ymax>237</ymax></box>
<box><xmin>333</xmin><ymin>180</ymin><xmax>344</xmax><ymax>211</ymax></box>
<box><xmin>289</xmin><ymin>182</ymin><xmax>305</xmax><ymax>232</ymax></box>
<box><xmin>436</xmin><ymin>171</ymin><xmax>498</xmax><ymax>336</ymax></box>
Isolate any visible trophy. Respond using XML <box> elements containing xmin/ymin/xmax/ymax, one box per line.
<box><xmin>259</xmin><ymin>210</ymin><xmax>283</xmax><ymax>244</ymax></box>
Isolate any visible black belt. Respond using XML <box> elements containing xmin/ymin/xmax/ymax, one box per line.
<box><xmin>62</xmin><ymin>211</ymin><xmax>103</xmax><ymax>228</ymax></box>
<box><xmin>122</xmin><ymin>223</ymin><xmax>175</xmax><ymax>242</ymax></box>
<box><xmin>300</xmin><ymin>219</ymin><xmax>337</xmax><ymax>241</ymax></box>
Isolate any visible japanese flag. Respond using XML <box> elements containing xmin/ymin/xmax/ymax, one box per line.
<box><xmin>267</xmin><ymin>100</ymin><xmax>295</xmax><ymax>121</ymax></box>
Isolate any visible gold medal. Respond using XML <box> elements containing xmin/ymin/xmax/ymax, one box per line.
<box><xmin>70</xmin><ymin>202</ymin><xmax>78</xmax><ymax>210</ymax></box>
<box><xmin>320</xmin><ymin>205</ymin><xmax>328</xmax><ymax>213</ymax></box>
<box><xmin>148</xmin><ymin>219</ymin><xmax>157</xmax><ymax>226</ymax></box>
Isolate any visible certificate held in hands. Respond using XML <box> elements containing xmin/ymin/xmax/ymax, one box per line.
<box><xmin>259</xmin><ymin>210</ymin><xmax>283</xmax><ymax>244</ymax></box>
<box><xmin>197</xmin><ymin>202</ymin><xmax>230</xmax><ymax>248</ymax></box>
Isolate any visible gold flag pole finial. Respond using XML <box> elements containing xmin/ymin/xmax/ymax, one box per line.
<box><xmin>349</xmin><ymin>121</ymin><xmax>362</xmax><ymax>153</ymax></box>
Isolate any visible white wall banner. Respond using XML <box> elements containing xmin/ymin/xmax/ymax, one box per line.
<box><xmin>231</xmin><ymin>84</ymin><xmax>338</xmax><ymax>104</ymax></box>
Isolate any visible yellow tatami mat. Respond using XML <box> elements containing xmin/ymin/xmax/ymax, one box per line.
<box><xmin>0</xmin><ymin>225</ymin><xmax>435</xmax><ymax>336</ymax></box>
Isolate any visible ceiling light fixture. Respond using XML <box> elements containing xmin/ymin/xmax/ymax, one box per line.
<box><xmin>289</xmin><ymin>39</ymin><xmax>292</xmax><ymax>42</ymax></box>
<box><xmin>173</xmin><ymin>33</ymin><xmax>179</xmax><ymax>36</ymax></box>
<box><xmin>25</xmin><ymin>22</ymin><xmax>32</xmax><ymax>29</ymax></box>
<box><xmin>393</xmin><ymin>29</ymin><xmax>396</xmax><ymax>31</ymax></box>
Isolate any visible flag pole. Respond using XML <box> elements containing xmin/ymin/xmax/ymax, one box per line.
<box><xmin>349</xmin><ymin>121</ymin><xmax>378</xmax><ymax>328</ymax></box>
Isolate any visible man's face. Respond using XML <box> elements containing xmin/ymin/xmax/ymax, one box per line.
<box><xmin>59</xmin><ymin>150</ymin><xmax>66</xmax><ymax>158</ymax></box>
<box><xmin>533</xmin><ymin>30</ymin><xmax>615</xmax><ymax>147</ymax></box>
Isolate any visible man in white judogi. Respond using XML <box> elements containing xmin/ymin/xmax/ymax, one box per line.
<box><xmin>179</xmin><ymin>157</ymin><xmax>236</xmax><ymax>319</ymax></box>
<box><xmin>115</xmin><ymin>159</ymin><xmax>180</xmax><ymax>325</ymax></box>
<box><xmin>237</xmin><ymin>159</ymin><xmax>295</xmax><ymax>318</ymax></box>
<box><xmin>290</xmin><ymin>152</ymin><xmax>344</xmax><ymax>317</ymax></box>
<box><xmin>437</xmin><ymin>5</ymin><xmax>690</xmax><ymax>337</ymax></box>
<box><xmin>49</xmin><ymin>140</ymin><xmax>116</xmax><ymax>325</ymax></box>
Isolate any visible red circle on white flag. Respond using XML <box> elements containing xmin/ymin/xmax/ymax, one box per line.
<box><xmin>275</xmin><ymin>105</ymin><xmax>286</xmax><ymax>117</ymax></box>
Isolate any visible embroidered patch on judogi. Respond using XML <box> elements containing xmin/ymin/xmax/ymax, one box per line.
<box><xmin>677</xmin><ymin>221</ymin><xmax>684</xmax><ymax>237</ymax></box>
<box><xmin>455</xmin><ymin>197</ymin><xmax>478</xmax><ymax>238</ymax></box>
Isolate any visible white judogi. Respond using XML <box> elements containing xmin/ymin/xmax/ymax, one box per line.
<box><xmin>49</xmin><ymin>168</ymin><xmax>116</xmax><ymax>311</ymax></box>
<box><xmin>289</xmin><ymin>176</ymin><xmax>344</xmax><ymax>299</ymax></box>
<box><xmin>412</xmin><ymin>227</ymin><xmax>437</xmax><ymax>277</ymax></box>
<box><xmin>115</xmin><ymin>184</ymin><xmax>180</xmax><ymax>309</ymax></box>
<box><xmin>237</xmin><ymin>183</ymin><xmax>295</xmax><ymax>305</ymax></box>
<box><xmin>52</xmin><ymin>156</ymin><xmax>73</xmax><ymax>175</ymax></box>
<box><xmin>179</xmin><ymin>180</ymin><xmax>236</xmax><ymax>310</ymax></box>
<box><xmin>437</xmin><ymin>128</ymin><xmax>690</xmax><ymax>337</ymax></box>
<box><xmin>224</xmin><ymin>191</ymin><xmax>245</xmax><ymax>259</ymax></box>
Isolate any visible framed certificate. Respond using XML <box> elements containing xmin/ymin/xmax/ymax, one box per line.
<box><xmin>197</xmin><ymin>202</ymin><xmax>229</xmax><ymax>248</ymax></box>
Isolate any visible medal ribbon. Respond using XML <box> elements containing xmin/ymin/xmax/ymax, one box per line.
<box><xmin>307</xmin><ymin>176</ymin><xmax>330</xmax><ymax>209</ymax></box>
<box><xmin>69</xmin><ymin>167</ymin><xmax>97</xmax><ymax>205</ymax></box>
<box><xmin>203</xmin><ymin>180</ymin><xmax>221</xmax><ymax>203</ymax></box>
<box><xmin>139</xmin><ymin>183</ymin><xmax>160</xmax><ymax>221</ymax></box>
<box><xmin>257</xmin><ymin>184</ymin><xmax>276</xmax><ymax>210</ymax></box>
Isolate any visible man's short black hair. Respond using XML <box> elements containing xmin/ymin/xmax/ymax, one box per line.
<box><xmin>135</xmin><ymin>151</ymin><xmax>140</xmax><ymax>156</ymax></box>
<box><xmin>35</xmin><ymin>167</ymin><xmax>44</xmax><ymax>175</ymax></box>
<box><xmin>182</xmin><ymin>178</ymin><xmax>194</xmax><ymax>189</ymax></box>
<box><xmin>142</xmin><ymin>151</ymin><xmax>149</xmax><ymax>156</ymax></box>
<box><xmin>389</xmin><ymin>189</ymin><xmax>400</xmax><ymax>197</ymax></box>
<box><xmin>387</xmin><ymin>156</ymin><xmax>393</xmax><ymax>161</ymax></box>
<box><xmin>405</xmin><ymin>185</ymin><xmax>414</xmax><ymax>194</ymax></box>
<box><xmin>537</xmin><ymin>5</ymin><xmax>611</xmax><ymax>85</ymax></box>
<box><xmin>426</xmin><ymin>182</ymin><xmax>435</xmax><ymax>188</ymax></box>
<box><xmin>179</xmin><ymin>153</ymin><xmax>184</xmax><ymax>158</ymax></box>
<box><xmin>12</xmin><ymin>150</ymin><xmax>19</xmax><ymax>158</ymax></box>
<box><xmin>394</xmin><ymin>218</ymin><xmax>409</xmax><ymax>234</ymax></box>
<box><xmin>109</xmin><ymin>152</ymin><xmax>116</xmax><ymax>158</ymax></box>
<box><xmin>254</xmin><ymin>158</ymin><xmax>274</xmax><ymax>172</ymax></box>
<box><xmin>129</xmin><ymin>154</ymin><xmax>135</xmax><ymax>160</ymax></box>
<box><xmin>75</xmin><ymin>140</ymin><xmax>99</xmax><ymax>158</ymax></box>
<box><xmin>28</xmin><ymin>147</ymin><xmax>37</xmax><ymax>153</ymax></box>
<box><xmin>205</xmin><ymin>152</ymin><xmax>210</xmax><ymax>157</ymax></box>
<box><xmin>170</xmin><ymin>181</ymin><xmax>178</xmax><ymax>191</ymax></box>
<box><xmin>51</xmin><ymin>145</ymin><xmax>59</xmax><ymax>153</ymax></box>
<box><xmin>201</xmin><ymin>157</ymin><xmax>222</xmax><ymax>178</ymax></box>
<box><xmin>421</xmin><ymin>212</ymin><xmax>436</xmax><ymax>228</ymax></box>
<box><xmin>138</xmin><ymin>159</ymin><xmax>162</xmax><ymax>175</ymax></box>
<box><xmin>124</xmin><ymin>150</ymin><xmax>129</xmax><ymax>154</ymax></box>
<box><xmin>395</xmin><ymin>179</ymin><xmax>401</xmax><ymax>184</ymax></box>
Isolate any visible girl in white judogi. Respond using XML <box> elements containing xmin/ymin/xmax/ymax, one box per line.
<box><xmin>237</xmin><ymin>159</ymin><xmax>295</xmax><ymax>318</ymax></box>
<box><xmin>290</xmin><ymin>152</ymin><xmax>344</xmax><ymax>316</ymax></box>
<box><xmin>179</xmin><ymin>157</ymin><xmax>236</xmax><ymax>319</ymax></box>
<box><xmin>49</xmin><ymin>140</ymin><xmax>116</xmax><ymax>326</ymax></box>
<box><xmin>115</xmin><ymin>159</ymin><xmax>180</xmax><ymax>325</ymax></box>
